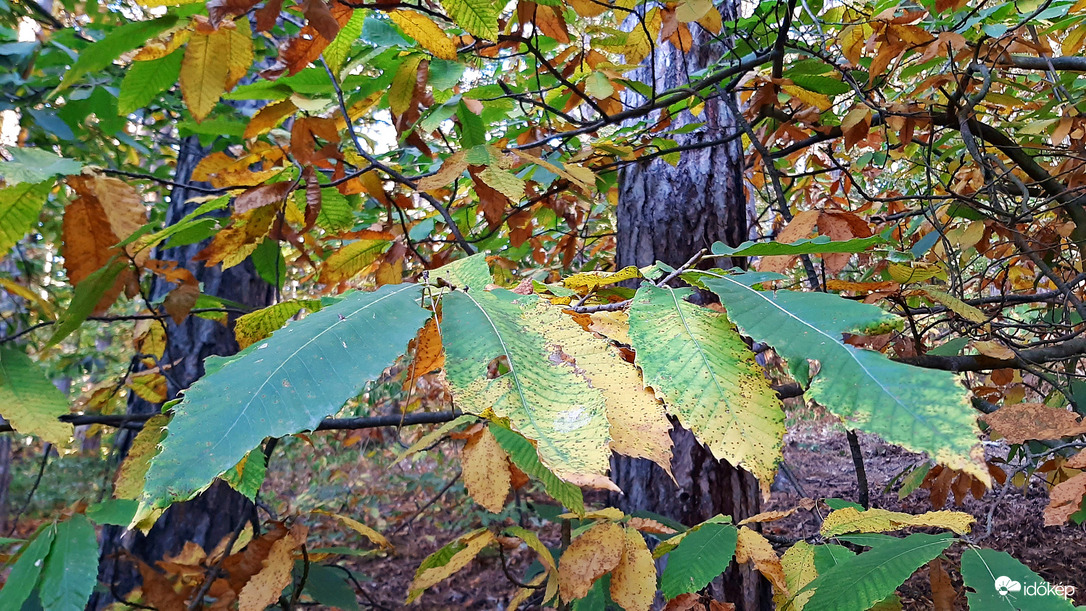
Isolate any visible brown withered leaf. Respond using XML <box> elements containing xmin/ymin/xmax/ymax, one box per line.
<box><xmin>164</xmin><ymin>283</ymin><xmax>200</xmax><ymax>325</ymax></box>
<box><xmin>982</xmin><ymin>402</ymin><xmax>1086</xmax><ymax>444</ymax></box>
<box><xmin>207</xmin><ymin>0</ymin><xmax>260</xmax><ymax>27</ymax></box>
<box><xmin>255</xmin><ymin>0</ymin><xmax>284</xmax><ymax>31</ymax></box>
<box><xmin>405</xmin><ymin>317</ymin><xmax>444</xmax><ymax>392</ymax></box>
<box><xmin>135</xmin><ymin>557</ymin><xmax>189</xmax><ymax>611</ymax></box>
<box><xmin>929</xmin><ymin>557</ymin><xmax>956</xmax><ymax>611</ymax></box>
<box><xmin>91</xmin><ymin>175</ymin><xmax>149</xmax><ymax>265</ymax></box>
<box><xmin>237</xmin><ymin>523</ymin><xmax>307</xmax><ymax>611</ymax></box>
<box><xmin>760</xmin><ymin>210</ymin><xmax>819</xmax><ymax>273</ymax></box>
<box><xmin>276</xmin><ymin>3</ymin><xmax>353</xmax><ymax>76</ymax></box>
<box><xmin>144</xmin><ymin>260</ymin><xmax>197</xmax><ymax>286</ymax></box>
<box><xmin>302</xmin><ymin>0</ymin><xmax>341</xmax><ymax>41</ymax></box>
<box><xmin>234</xmin><ymin>181</ymin><xmax>294</xmax><ymax>214</ymax></box>
<box><xmin>61</xmin><ymin>185</ymin><xmax>127</xmax><ymax>314</ymax></box>
<box><xmin>1044</xmin><ymin>472</ymin><xmax>1086</xmax><ymax>526</ymax></box>
<box><xmin>469</xmin><ymin>166</ymin><xmax>508</xmax><ymax>229</ymax></box>
<box><xmin>222</xmin><ymin>522</ymin><xmax>289</xmax><ymax>593</ymax></box>
<box><xmin>196</xmin><ymin>206</ymin><xmax>277</xmax><ymax>269</ymax></box>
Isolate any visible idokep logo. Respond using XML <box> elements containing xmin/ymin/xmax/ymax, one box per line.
<box><xmin>995</xmin><ymin>576</ymin><xmax>1022</xmax><ymax>596</ymax></box>
<box><xmin>995</xmin><ymin>575</ymin><xmax>1076</xmax><ymax>600</ymax></box>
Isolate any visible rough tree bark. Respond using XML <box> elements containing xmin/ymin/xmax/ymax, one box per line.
<box><xmin>612</xmin><ymin>2</ymin><xmax>771</xmax><ymax>609</ymax></box>
<box><xmin>92</xmin><ymin>136</ymin><xmax>276</xmax><ymax>606</ymax></box>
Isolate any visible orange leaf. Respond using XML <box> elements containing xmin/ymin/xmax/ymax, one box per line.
<box><xmin>244</xmin><ymin>98</ymin><xmax>295</xmax><ymax>139</ymax></box>
<box><xmin>277</xmin><ymin>3</ymin><xmax>353</xmax><ymax>76</ymax></box>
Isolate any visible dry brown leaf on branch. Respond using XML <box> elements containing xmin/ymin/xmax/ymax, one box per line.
<box><xmin>238</xmin><ymin>523</ymin><xmax>307</xmax><ymax>611</ymax></box>
<box><xmin>760</xmin><ymin>210</ymin><xmax>819</xmax><ymax>273</ymax></box>
<box><xmin>1044</xmin><ymin>472</ymin><xmax>1086</xmax><ymax>526</ymax></box>
<box><xmin>981</xmin><ymin>402</ymin><xmax>1086</xmax><ymax>444</ymax></box>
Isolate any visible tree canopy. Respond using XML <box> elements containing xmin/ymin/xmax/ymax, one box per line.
<box><xmin>1</xmin><ymin>0</ymin><xmax>1086</xmax><ymax>608</ymax></box>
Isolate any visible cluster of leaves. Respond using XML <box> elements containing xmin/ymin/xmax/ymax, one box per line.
<box><xmin>4</xmin><ymin>0</ymin><xmax>1086</xmax><ymax>607</ymax></box>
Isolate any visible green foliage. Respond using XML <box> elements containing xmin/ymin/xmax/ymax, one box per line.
<box><xmin>0</xmin><ymin>345</ymin><xmax>72</xmax><ymax>446</ymax></box>
<box><xmin>140</xmin><ymin>283</ymin><xmax>429</xmax><ymax>511</ymax></box>
<box><xmin>710</xmin><ymin>235</ymin><xmax>888</xmax><ymax>258</ymax></box>
<box><xmin>0</xmin><ymin>181</ymin><xmax>53</xmax><ymax>254</ymax></box>
<box><xmin>799</xmin><ymin>533</ymin><xmax>954</xmax><ymax>611</ymax></box>
<box><xmin>47</xmin><ymin>257</ymin><xmax>129</xmax><ymax>346</ymax></box>
<box><xmin>0</xmin><ymin>523</ymin><xmax>55</xmax><ymax>610</ymax></box>
<box><xmin>0</xmin><ymin>515</ymin><xmax>99</xmax><ymax>611</ymax></box>
<box><xmin>627</xmin><ymin>284</ymin><xmax>784</xmax><ymax>490</ymax></box>
<box><xmin>659</xmin><ymin>515</ymin><xmax>737</xmax><ymax>599</ymax></box>
<box><xmin>0</xmin><ymin>149</ymin><xmax>82</xmax><ymax>185</ymax></box>
<box><xmin>699</xmin><ymin>273</ymin><xmax>988</xmax><ymax>482</ymax></box>
<box><xmin>489</xmin><ymin>423</ymin><xmax>584</xmax><ymax>514</ymax></box>
<box><xmin>441</xmin><ymin>289</ymin><xmax>612</xmax><ymax>486</ymax></box>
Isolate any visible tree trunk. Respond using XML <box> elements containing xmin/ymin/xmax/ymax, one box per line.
<box><xmin>93</xmin><ymin>136</ymin><xmax>276</xmax><ymax>606</ymax></box>
<box><xmin>613</xmin><ymin>3</ymin><xmax>771</xmax><ymax>609</ymax></box>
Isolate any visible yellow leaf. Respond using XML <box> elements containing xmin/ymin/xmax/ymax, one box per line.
<box><xmin>225</xmin><ymin>17</ymin><xmax>253</xmax><ymax>90</ymax></box>
<box><xmin>973</xmin><ymin>339</ymin><xmax>1015</xmax><ymax>360</ymax></box>
<box><xmin>736</xmin><ymin>526</ymin><xmax>789</xmax><ymax>595</ymax></box>
<box><xmin>820</xmin><ymin>507</ymin><xmax>974</xmax><ymax>537</ymax></box>
<box><xmin>461</xmin><ymin>426</ymin><xmax>512</xmax><ymax>513</ymax></box>
<box><xmin>0</xmin><ymin>278</ymin><xmax>55</xmax><ymax>319</ymax></box>
<box><xmin>238</xmin><ymin>524</ymin><xmax>307</xmax><ymax>611</ymax></box>
<box><xmin>558</xmin><ymin>522</ymin><xmax>625</xmax><ymax>602</ymax></box>
<box><xmin>389</xmin><ymin>10</ymin><xmax>458</xmax><ymax>60</ymax></box>
<box><xmin>244</xmin><ymin>99</ymin><xmax>297</xmax><ymax>140</ymax></box>
<box><xmin>562</xmin><ymin>266</ymin><xmax>642</xmax><ymax>292</ymax></box>
<box><xmin>128</xmin><ymin>371</ymin><xmax>168</xmax><ymax>403</ymax></box>
<box><xmin>92</xmin><ymin>175</ymin><xmax>150</xmax><ymax>265</ymax></box>
<box><xmin>477</xmin><ymin>166</ymin><xmax>526</xmax><ymax>202</ymax></box>
<box><xmin>781</xmin><ymin>83</ymin><xmax>834</xmax><ymax>111</ymax></box>
<box><xmin>313</xmin><ymin>509</ymin><xmax>393</xmax><ymax>550</ymax></box>
<box><xmin>389</xmin><ymin>54</ymin><xmax>424</xmax><ymax>116</ymax></box>
<box><xmin>359</xmin><ymin>170</ymin><xmax>390</xmax><ymax>205</ymax></box>
<box><xmin>134</xmin><ymin>319</ymin><xmax>167</xmax><ymax>360</ymax></box>
<box><xmin>675</xmin><ymin>0</ymin><xmax>713</xmax><ymax>22</ymax></box>
<box><xmin>319</xmin><ymin>239</ymin><xmax>390</xmax><ymax>284</ymax></box>
<box><xmin>507</xmin><ymin>572</ymin><xmax>547</xmax><ymax>610</ymax></box>
<box><xmin>416</xmin><ymin>151</ymin><xmax>468</xmax><ymax>192</ymax></box>
<box><xmin>132</xmin><ymin>27</ymin><xmax>191</xmax><ymax>61</ymax></box>
<box><xmin>588</xmin><ymin>310</ymin><xmax>631</xmax><ymax>345</ymax></box>
<box><xmin>114</xmin><ymin>414</ymin><xmax>169</xmax><ymax>500</ymax></box>
<box><xmin>234</xmin><ymin>300</ymin><xmax>322</xmax><ymax>349</ymax></box>
<box><xmin>408</xmin><ymin>529</ymin><xmax>495</xmax><ymax>602</ymax></box>
<box><xmin>180</xmin><ymin>25</ymin><xmax>233</xmax><ymax>121</ymax></box>
<box><xmin>609</xmin><ymin>528</ymin><xmax>656</xmax><ymax>611</ymax></box>
<box><xmin>922</xmin><ymin>288</ymin><xmax>987</xmax><ymax>324</ymax></box>
<box><xmin>197</xmin><ymin>206</ymin><xmax>276</xmax><ymax>269</ymax></box>
<box><xmin>776</xmin><ymin>541</ymin><xmax>817</xmax><ymax>610</ymax></box>
<box><xmin>887</xmin><ymin>261</ymin><xmax>946</xmax><ymax>284</ymax></box>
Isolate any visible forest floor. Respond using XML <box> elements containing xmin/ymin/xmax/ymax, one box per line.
<box><xmin>7</xmin><ymin>408</ymin><xmax>1084</xmax><ymax>610</ymax></box>
<box><xmin>328</xmin><ymin>414</ymin><xmax>1086</xmax><ymax>610</ymax></box>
